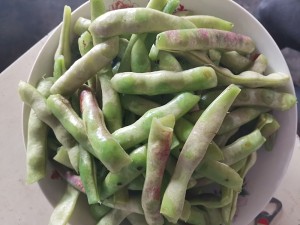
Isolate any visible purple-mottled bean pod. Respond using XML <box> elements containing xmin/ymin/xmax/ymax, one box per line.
<box><xmin>156</xmin><ymin>28</ymin><xmax>256</xmax><ymax>53</ymax></box>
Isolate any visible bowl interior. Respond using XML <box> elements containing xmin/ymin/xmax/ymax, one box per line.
<box><xmin>23</xmin><ymin>0</ymin><xmax>297</xmax><ymax>224</ymax></box>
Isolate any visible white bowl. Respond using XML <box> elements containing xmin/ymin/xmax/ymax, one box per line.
<box><xmin>23</xmin><ymin>0</ymin><xmax>297</xmax><ymax>224</ymax></box>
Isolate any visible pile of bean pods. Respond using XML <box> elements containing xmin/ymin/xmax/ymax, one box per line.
<box><xmin>18</xmin><ymin>0</ymin><xmax>297</xmax><ymax>225</ymax></box>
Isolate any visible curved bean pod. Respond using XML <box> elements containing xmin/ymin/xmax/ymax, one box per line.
<box><xmin>142</xmin><ymin>118</ymin><xmax>174</xmax><ymax>225</ymax></box>
<box><xmin>74</xmin><ymin>17</ymin><xmax>91</xmax><ymax>36</ymax></box>
<box><xmin>55</xmin><ymin>5</ymin><xmax>72</xmax><ymax>69</ymax></box>
<box><xmin>89</xmin><ymin>8</ymin><xmax>196</xmax><ymax>38</ymax></box>
<box><xmin>220</xmin><ymin>51</ymin><xmax>252</xmax><ymax>74</ymax></box>
<box><xmin>112</xmin><ymin>92</ymin><xmax>200</xmax><ymax>150</ymax></box>
<box><xmin>100</xmin><ymin>145</ymin><xmax>147</xmax><ymax>200</ymax></box>
<box><xmin>184</xmin><ymin>50</ymin><xmax>291</xmax><ymax>88</ymax></box>
<box><xmin>111</xmin><ymin>67</ymin><xmax>217</xmax><ymax>95</ymax></box>
<box><xmin>184</xmin><ymin>15</ymin><xmax>234</xmax><ymax>31</ymax></box>
<box><xmin>48</xmin><ymin>184</ymin><xmax>80</xmax><ymax>225</ymax></box>
<box><xmin>80</xmin><ymin>88</ymin><xmax>131</xmax><ymax>173</ymax></box>
<box><xmin>131</xmin><ymin>37</ymin><xmax>151</xmax><ymax>73</ymax></box>
<box><xmin>248</xmin><ymin>54</ymin><xmax>268</xmax><ymax>74</ymax></box>
<box><xmin>217</xmin><ymin>107</ymin><xmax>269</xmax><ymax>135</ymax></box>
<box><xmin>50</xmin><ymin>36</ymin><xmax>119</xmax><ymax>96</ymax></box>
<box><xmin>200</xmin><ymin>88</ymin><xmax>297</xmax><ymax>111</ymax></box>
<box><xmin>222</xmin><ymin>129</ymin><xmax>265</xmax><ymax>165</ymax></box>
<box><xmin>18</xmin><ymin>81</ymin><xmax>77</xmax><ymax>149</ymax></box>
<box><xmin>79</xmin><ymin>147</ymin><xmax>99</xmax><ymax>204</ymax></box>
<box><xmin>157</xmin><ymin>51</ymin><xmax>183</xmax><ymax>72</ymax></box>
<box><xmin>99</xmin><ymin>67</ymin><xmax>123</xmax><ymax>132</ymax></box>
<box><xmin>156</xmin><ymin>28</ymin><xmax>255</xmax><ymax>53</ymax></box>
<box><xmin>160</xmin><ymin>84</ymin><xmax>241</xmax><ymax>223</ymax></box>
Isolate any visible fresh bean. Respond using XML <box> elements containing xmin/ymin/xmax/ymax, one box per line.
<box><xmin>79</xmin><ymin>147</ymin><xmax>99</xmax><ymax>204</ymax></box>
<box><xmin>248</xmin><ymin>54</ymin><xmax>268</xmax><ymax>74</ymax></box>
<box><xmin>100</xmin><ymin>145</ymin><xmax>147</xmax><ymax>200</ymax></box>
<box><xmin>157</xmin><ymin>51</ymin><xmax>183</xmax><ymax>72</ymax></box>
<box><xmin>220</xmin><ymin>51</ymin><xmax>252</xmax><ymax>74</ymax></box>
<box><xmin>89</xmin><ymin>8</ymin><xmax>196</xmax><ymax>38</ymax></box>
<box><xmin>99</xmin><ymin>67</ymin><xmax>123</xmax><ymax>132</ymax></box>
<box><xmin>208</xmin><ymin>49</ymin><xmax>222</xmax><ymax>65</ymax></box>
<box><xmin>78</xmin><ymin>31</ymin><xmax>93</xmax><ymax>56</ymax></box>
<box><xmin>217</xmin><ymin>107</ymin><xmax>269</xmax><ymax>135</ymax></box>
<box><xmin>195</xmin><ymin>159</ymin><xmax>243</xmax><ymax>191</ymax></box>
<box><xmin>25</xmin><ymin>77</ymin><xmax>54</xmax><ymax>184</ymax></box>
<box><xmin>18</xmin><ymin>81</ymin><xmax>77</xmax><ymax>148</ymax></box>
<box><xmin>112</xmin><ymin>92</ymin><xmax>200</xmax><ymax>150</ymax></box>
<box><xmin>80</xmin><ymin>87</ymin><xmax>131</xmax><ymax>173</ymax></box>
<box><xmin>183</xmin><ymin>50</ymin><xmax>291</xmax><ymax>87</ymax></box>
<box><xmin>55</xmin><ymin>6</ymin><xmax>72</xmax><ymax>69</ymax></box>
<box><xmin>53</xmin><ymin>146</ymin><xmax>73</xmax><ymax>169</ymax></box>
<box><xmin>160</xmin><ymin>84</ymin><xmax>241</xmax><ymax>223</ymax></box>
<box><xmin>142</xmin><ymin>118</ymin><xmax>174</xmax><ymax>225</ymax></box>
<box><xmin>48</xmin><ymin>184</ymin><xmax>80</xmax><ymax>225</ymax></box>
<box><xmin>50</xmin><ymin>36</ymin><xmax>119</xmax><ymax>96</ymax></box>
<box><xmin>222</xmin><ymin>152</ymin><xmax>257</xmax><ymax>224</ymax></box>
<box><xmin>90</xmin><ymin>0</ymin><xmax>105</xmax><ymax>21</ymax></box>
<box><xmin>131</xmin><ymin>37</ymin><xmax>151</xmax><ymax>73</ymax></box>
<box><xmin>111</xmin><ymin>67</ymin><xmax>217</xmax><ymax>95</ymax></box>
<box><xmin>156</xmin><ymin>28</ymin><xmax>255</xmax><ymax>53</ymax></box>
<box><xmin>162</xmin><ymin>0</ymin><xmax>180</xmax><ymax>14</ymax></box>
<box><xmin>233</xmin><ymin>88</ymin><xmax>297</xmax><ymax>111</ymax></box>
<box><xmin>200</xmin><ymin>88</ymin><xmax>297</xmax><ymax>110</ymax></box>
<box><xmin>53</xmin><ymin>55</ymin><xmax>67</xmax><ymax>79</ymax></box>
<box><xmin>74</xmin><ymin>17</ymin><xmax>91</xmax><ymax>36</ymax></box>
<box><xmin>222</xmin><ymin>129</ymin><xmax>265</xmax><ymax>165</ymax></box>
<box><xmin>184</xmin><ymin>15</ymin><xmax>234</xmax><ymax>31</ymax></box>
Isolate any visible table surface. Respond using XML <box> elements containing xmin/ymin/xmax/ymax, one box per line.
<box><xmin>1</xmin><ymin>34</ymin><xmax>299</xmax><ymax>225</ymax></box>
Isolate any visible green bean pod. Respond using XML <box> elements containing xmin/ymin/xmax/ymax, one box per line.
<box><xmin>18</xmin><ymin>81</ymin><xmax>77</xmax><ymax>149</ymax></box>
<box><xmin>25</xmin><ymin>77</ymin><xmax>54</xmax><ymax>184</ymax></box>
<box><xmin>158</xmin><ymin>51</ymin><xmax>183</xmax><ymax>72</ymax></box>
<box><xmin>50</xmin><ymin>36</ymin><xmax>119</xmax><ymax>96</ymax></box>
<box><xmin>111</xmin><ymin>67</ymin><xmax>217</xmax><ymax>95</ymax></box>
<box><xmin>99</xmin><ymin>67</ymin><xmax>123</xmax><ymax>132</ymax></box>
<box><xmin>208</xmin><ymin>49</ymin><xmax>222</xmax><ymax>65</ymax></box>
<box><xmin>156</xmin><ymin>28</ymin><xmax>255</xmax><ymax>53</ymax></box>
<box><xmin>120</xmin><ymin>95</ymin><xmax>160</xmax><ymax>116</ymax></box>
<box><xmin>220</xmin><ymin>51</ymin><xmax>252</xmax><ymax>74</ymax></box>
<box><xmin>142</xmin><ymin>118</ymin><xmax>174</xmax><ymax>225</ymax></box>
<box><xmin>184</xmin><ymin>50</ymin><xmax>291</xmax><ymax>88</ymax></box>
<box><xmin>74</xmin><ymin>17</ymin><xmax>91</xmax><ymax>36</ymax></box>
<box><xmin>79</xmin><ymin>147</ymin><xmax>100</xmax><ymax>204</ymax></box>
<box><xmin>53</xmin><ymin>55</ymin><xmax>67</xmax><ymax>79</ymax></box>
<box><xmin>90</xmin><ymin>0</ymin><xmax>105</xmax><ymax>21</ymax></box>
<box><xmin>160</xmin><ymin>84</ymin><xmax>241</xmax><ymax>223</ymax></box>
<box><xmin>100</xmin><ymin>145</ymin><xmax>147</xmax><ymax>200</ymax></box>
<box><xmin>80</xmin><ymin>88</ymin><xmax>131</xmax><ymax>173</ymax></box>
<box><xmin>200</xmin><ymin>88</ymin><xmax>297</xmax><ymax>111</ymax></box>
<box><xmin>217</xmin><ymin>107</ymin><xmax>269</xmax><ymax>135</ymax></box>
<box><xmin>232</xmin><ymin>88</ymin><xmax>297</xmax><ymax>111</ymax></box>
<box><xmin>131</xmin><ymin>37</ymin><xmax>151</xmax><ymax>73</ymax></box>
<box><xmin>48</xmin><ymin>184</ymin><xmax>80</xmax><ymax>225</ymax></box>
<box><xmin>195</xmin><ymin>159</ymin><xmax>243</xmax><ymax>191</ymax></box>
<box><xmin>89</xmin><ymin>8</ymin><xmax>196</xmax><ymax>38</ymax></box>
<box><xmin>53</xmin><ymin>146</ymin><xmax>73</xmax><ymax>169</ymax></box>
<box><xmin>112</xmin><ymin>92</ymin><xmax>200</xmax><ymax>150</ymax></box>
<box><xmin>183</xmin><ymin>15</ymin><xmax>234</xmax><ymax>31</ymax></box>
<box><xmin>55</xmin><ymin>5</ymin><xmax>72</xmax><ymax>69</ymax></box>
<box><xmin>78</xmin><ymin>31</ymin><xmax>93</xmax><ymax>56</ymax></box>
<box><xmin>222</xmin><ymin>129</ymin><xmax>265</xmax><ymax>165</ymax></box>
<box><xmin>248</xmin><ymin>54</ymin><xmax>268</xmax><ymax>74</ymax></box>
